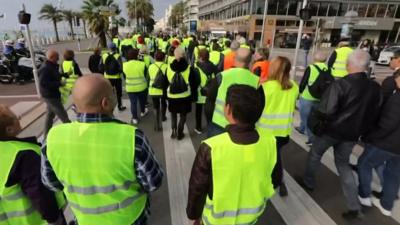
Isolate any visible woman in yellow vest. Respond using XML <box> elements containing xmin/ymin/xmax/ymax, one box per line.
<box><xmin>0</xmin><ymin>105</ymin><xmax>66</xmax><ymax>225</ymax></box>
<box><xmin>257</xmin><ymin>56</ymin><xmax>299</xmax><ymax>197</ymax></box>
<box><xmin>187</xmin><ymin>85</ymin><xmax>277</xmax><ymax>225</ymax></box>
<box><xmin>148</xmin><ymin>51</ymin><xmax>168</xmax><ymax>131</ymax></box>
<box><xmin>60</xmin><ymin>49</ymin><xmax>82</xmax><ymax>104</ymax></box>
<box><xmin>123</xmin><ymin>49</ymin><xmax>148</xmax><ymax>125</ymax></box>
<box><xmin>166</xmin><ymin>47</ymin><xmax>198</xmax><ymax>140</ymax></box>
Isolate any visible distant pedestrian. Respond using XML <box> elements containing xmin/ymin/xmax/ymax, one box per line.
<box><xmin>327</xmin><ymin>40</ymin><xmax>353</xmax><ymax>79</ymax></box>
<box><xmin>299</xmin><ymin>50</ymin><xmax>382</xmax><ymax>220</ymax></box>
<box><xmin>60</xmin><ymin>49</ymin><xmax>82</xmax><ymax>104</ymax></box>
<box><xmin>302</xmin><ymin>34</ymin><xmax>312</xmax><ymax>67</ymax></box>
<box><xmin>381</xmin><ymin>49</ymin><xmax>400</xmax><ymax>101</ymax></box>
<box><xmin>0</xmin><ymin>104</ymin><xmax>67</xmax><ymax>225</ymax></box>
<box><xmin>251</xmin><ymin>47</ymin><xmax>270</xmax><ymax>83</ymax></box>
<box><xmin>38</xmin><ymin>49</ymin><xmax>71</xmax><ymax>138</ymax></box>
<box><xmin>223</xmin><ymin>41</ymin><xmax>240</xmax><ymax>71</ymax></box>
<box><xmin>88</xmin><ymin>48</ymin><xmax>102</xmax><ymax>73</ymax></box>
<box><xmin>297</xmin><ymin>51</ymin><xmax>328</xmax><ymax>145</ymax></box>
<box><xmin>187</xmin><ymin>85</ymin><xmax>276</xmax><ymax>225</ymax></box>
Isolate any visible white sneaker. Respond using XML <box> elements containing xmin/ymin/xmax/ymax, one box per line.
<box><xmin>358</xmin><ymin>196</ymin><xmax>372</xmax><ymax>207</ymax></box>
<box><xmin>194</xmin><ymin>128</ymin><xmax>203</xmax><ymax>134</ymax></box>
<box><xmin>372</xmin><ymin>197</ymin><xmax>392</xmax><ymax>216</ymax></box>
<box><xmin>131</xmin><ymin>119</ymin><xmax>138</xmax><ymax>125</ymax></box>
<box><xmin>140</xmin><ymin>108</ymin><xmax>149</xmax><ymax>117</ymax></box>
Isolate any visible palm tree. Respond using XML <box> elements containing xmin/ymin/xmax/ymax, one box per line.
<box><xmin>39</xmin><ymin>4</ymin><xmax>63</xmax><ymax>42</ymax></box>
<box><xmin>126</xmin><ymin>0</ymin><xmax>154</xmax><ymax>32</ymax></box>
<box><xmin>82</xmin><ymin>0</ymin><xmax>120</xmax><ymax>47</ymax></box>
<box><xmin>75</xmin><ymin>12</ymin><xmax>88</xmax><ymax>39</ymax></box>
<box><xmin>62</xmin><ymin>10</ymin><xmax>75</xmax><ymax>40</ymax></box>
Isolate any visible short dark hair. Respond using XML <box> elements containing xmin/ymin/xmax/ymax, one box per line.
<box><xmin>127</xmin><ymin>48</ymin><xmax>139</xmax><ymax>60</ymax></box>
<box><xmin>154</xmin><ymin>51</ymin><xmax>165</xmax><ymax>62</ymax></box>
<box><xmin>199</xmin><ymin>48</ymin><xmax>209</xmax><ymax>61</ymax></box>
<box><xmin>63</xmin><ymin>49</ymin><xmax>74</xmax><ymax>60</ymax></box>
<box><xmin>226</xmin><ymin>84</ymin><xmax>263</xmax><ymax>125</ymax></box>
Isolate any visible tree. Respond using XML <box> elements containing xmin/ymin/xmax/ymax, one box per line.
<box><xmin>62</xmin><ymin>10</ymin><xmax>75</xmax><ymax>40</ymax></box>
<box><xmin>39</xmin><ymin>4</ymin><xmax>63</xmax><ymax>42</ymax></box>
<box><xmin>82</xmin><ymin>0</ymin><xmax>120</xmax><ymax>47</ymax></box>
<box><xmin>126</xmin><ymin>0</ymin><xmax>154</xmax><ymax>32</ymax></box>
<box><xmin>168</xmin><ymin>2</ymin><xmax>184</xmax><ymax>30</ymax></box>
<box><xmin>75</xmin><ymin>12</ymin><xmax>88</xmax><ymax>39</ymax></box>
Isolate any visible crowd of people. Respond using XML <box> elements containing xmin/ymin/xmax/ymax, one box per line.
<box><xmin>0</xmin><ymin>31</ymin><xmax>399</xmax><ymax>225</ymax></box>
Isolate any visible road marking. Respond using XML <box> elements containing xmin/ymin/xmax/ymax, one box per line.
<box><xmin>0</xmin><ymin>94</ymin><xmax>39</xmax><ymax>99</ymax></box>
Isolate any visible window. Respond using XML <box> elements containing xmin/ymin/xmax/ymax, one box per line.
<box><xmin>317</xmin><ymin>3</ymin><xmax>328</xmax><ymax>16</ymax></box>
<box><xmin>328</xmin><ymin>3</ymin><xmax>339</xmax><ymax>17</ymax></box>
<box><xmin>276</xmin><ymin>20</ymin><xmax>286</xmax><ymax>26</ymax></box>
<box><xmin>309</xmin><ymin>3</ymin><xmax>318</xmax><ymax>17</ymax></box>
<box><xmin>387</xmin><ymin>5</ymin><xmax>397</xmax><ymax>18</ymax></box>
<box><xmin>358</xmin><ymin>4</ymin><xmax>368</xmax><ymax>17</ymax></box>
<box><xmin>277</xmin><ymin>0</ymin><xmax>289</xmax><ymax>15</ymax></box>
<box><xmin>255</xmin><ymin>19</ymin><xmax>263</xmax><ymax>26</ymax></box>
<box><xmin>338</xmin><ymin>3</ymin><xmax>349</xmax><ymax>16</ymax></box>
<box><xmin>367</xmin><ymin>4</ymin><xmax>378</xmax><ymax>17</ymax></box>
<box><xmin>267</xmin><ymin>0</ymin><xmax>278</xmax><ymax>15</ymax></box>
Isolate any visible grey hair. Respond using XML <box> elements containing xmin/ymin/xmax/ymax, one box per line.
<box><xmin>347</xmin><ymin>49</ymin><xmax>370</xmax><ymax>71</ymax></box>
<box><xmin>230</xmin><ymin>41</ymin><xmax>240</xmax><ymax>51</ymax></box>
<box><xmin>174</xmin><ymin>47</ymin><xmax>185</xmax><ymax>59</ymax></box>
<box><xmin>313</xmin><ymin>51</ymin><xmax>327</xmax><ymax>62</ymax></box>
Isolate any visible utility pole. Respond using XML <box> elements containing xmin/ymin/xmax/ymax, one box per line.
<box><xmin>292</xmin><ymin>0</ymin><xmax>308</xmax><ymax>79</ymax></box>
<box><xmin>260</xmin><ymin>0</ymin><xmax>269</xmax><ymax>47</ymax></box>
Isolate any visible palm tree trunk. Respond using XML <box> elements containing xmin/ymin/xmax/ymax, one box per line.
<box><xmin>99</xmin><ymin>32</ymin><xmax>107</xmax><ymax>48</ymax></box>
<box><xmin>83</xmin><ymin>20</ymin><xmax>88</xmax><ymax>39</ymax></box>
<box><xmin>53</xmin><ymin>20</ymin><xmax>60</xmax><ymax>42</ymax></box>
<box><xmin>69</xmin><ymin>21</ymin><xmax>75</xmax><ymax>40</ymax></box>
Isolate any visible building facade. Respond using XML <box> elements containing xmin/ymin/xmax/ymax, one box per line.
<box><xmin>184</xmin><ymin>0</ymin><xmax>200</xmax><ymax>32</ymax></box>
<box><xmin>198</xmin><ymin>0</ymin><xmax>400</xmax><ymax>46</ymax></box>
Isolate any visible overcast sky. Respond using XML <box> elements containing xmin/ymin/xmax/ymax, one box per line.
<box><xmin>0</xmin><ymin>0</ymin><xmax>178</xmax><ymax>31</ymax></box>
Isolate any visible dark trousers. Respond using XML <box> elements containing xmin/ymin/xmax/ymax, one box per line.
<box><xmin>127</xmin><ymin>91</ymin><xmax>147</xmax><ymax>120</ymax></box>
<box><xmin>195</xmin><ymin>103</ymin><xmax>204</xmax><ymax>130</ymax></box>
<box><xmin>43</xmin><ymin>98</ymin><xmax>70</xmax><ymax>137</ymax></box>
<box><xmin>171</xmin><ymin>112</ymin><xmax>187</xmax><ymax>135</ymax></box>
<box><xmin>108</xmin><ymin>78</ymin><xmax>123</xmax><ymax>108</ymax></box>
<box><xmin>152</xmin><ymin>96</ymin><xmax>167</xmax><ymax>128</ymax></box>
<box><xmin>272</xmin><ymin>136</ymin><xmax>290</xmax><ymax>188</ymax></box>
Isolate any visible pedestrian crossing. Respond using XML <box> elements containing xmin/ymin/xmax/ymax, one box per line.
<box><xmin>18</xmin><ymin>98</ymin><xmax>400</xmax><ymax>225</ymax></box>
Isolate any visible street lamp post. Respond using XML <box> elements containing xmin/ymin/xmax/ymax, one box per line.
<box><xmin>259</xmin><ymin>0</ymin><xmax>268</xmax><ymax>48</ymax></box>
<box><xmin>292</xmin><ymin>0</ymin><xmax>308</xmax><ymax>79</ymax></box>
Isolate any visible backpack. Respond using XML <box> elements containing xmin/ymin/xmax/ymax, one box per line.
<box><xmin>308</xmin><ymin>65</ymin><xmax>334</xmax><ymax>99</ymax></box>
<box><xmin>169</xmin><ymin>72</ymin><xmax>188</xmax><ymax>94</ymax></box>
<box><xmin>152</xmin><ymin>64</ymin><xmax>167</xmax><ymax>89</ymax></box>
<box><xmin>104</xmin><ymin>53</ymin><xmax>120</xmax><ymax>75</ymax></box>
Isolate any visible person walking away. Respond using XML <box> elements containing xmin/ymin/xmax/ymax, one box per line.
<box><xmin>223</xmin><ymin>41</ymin><xmax>240</xmax><ymax>71</ymax></box>
<box><xmin>302</xmin><ymin>34</ymin><xmax>312</xmax><ymax>67</ymax></box>
<box><xmin>206</xmin><ymin>48</ymin><xmax>259</xmax><ymax>138</ymax></box>
<box><xmin>257</xmin><ymin>56</ymin><xmax>299</xmax><ymax>197</ymax></box>
<box><xmin>193</xmin><ymin>39</ymin><xmax>208</xmax><ymax>64</ymax></box>
<box><xmin>148</xmin><ymin>51</ymin><xmax>168</xmax><ymax>131</ymax></box>
<box><xmin>120</xmin><ymin>34</ymin><xmax>134</xmax><ymax>59</ymax></box>
<box><xmin>299</xmin><ymin>50</ymin><xmax>382</xmax><ymax>219</ymax></box>
<box><xmin>100</xmin><ymin>42</ymin><xmax>126</xmax><ymax>111</ymax></box>
<box><xmin>0</xmin><ymin>105</ymin><xmax>67</xmax><ymax>225</ymax></box>
<box><xmin>39</xmin><ymin>50</ymin><xmax>71</xmax><ymax>138</ymax></box>
<box><xmin>187</xmin><ymin>85</ymin><xmax>276</xmax><ymax>225</ymax></box>
<box><xmin>60</xmin><ymin>49</ymin><xmax>83</xmax><ymax>104</ymax></box>
<box><xmin>252</xmin><ymin>47</ymin><xmax>270</xmax><ymax>83</ymax></box>
<box><xmin>194</xmin><ymin>49</ymin><xmax>219</xmax><ymax>134</ymax></box>
<box><xmin>42</xmin><ymin>75</ymin><xmax>164</xmax><ymax>225</ymax></box>
<box><xmin>112</xmin><ymin>34</ymin><xmax>121</xmax><ymax>53</ymax></box>
<box><xmin>381</xmin><ymin>49</ymin><xmax>400</xmax><ymax>101</ymax></box>
<box><xmin>123</xmin><ymin>49</ymin><xmax>149</xmax><ymax>125</ymax></box>
<box><xmin>88</xmin><ymin>48</ymin><xmax>102</xmax><ymax>73</ymax></box>
<box><xmin>139</xmin><ymin>46</ymin><xmax>154</xmax><ymax>69</ymax></box>
<box><xmin>357</xmin><ymin>71</ymin><xmax>400</xmax><ymax>217</ymax></box>
<box><xmin>166</xmin><ymin>47</ymin><xmax>198</xmax><ymax>140</ymax></box>
<box><xmin>221</xmin><ymin>40</ymin><xmax>232</xmax><ymax>56</ymax></box>
<box><xmin>296</xmin><ymin>51</ymin><xmax>329</xmax><ymax>145</ymax></box>
<box><xmin>166</xmin><ymin>46</ymin><xmax>176</xmax><ymax>67</ymax></box>
<box><xmin>209</xmin><ymin>43</ymin><xmax>224</xmax><ymax>72</ymax></box>
<box><xmin>327</xmin><ymin>40</ymin><xmax>353</xmax><ymax>79</ymax></box>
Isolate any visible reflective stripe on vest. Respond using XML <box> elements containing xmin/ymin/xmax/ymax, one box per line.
<box><xmin>301</xmin><ymin>62</ymin><xmax>328</xmax><ymax>101</ymax></box>
<box><xmin>212</xmin><ymin>68</ymin><xmax>259</xmax><ymax>128</ymax></box>
<box><xmin>257</xmin><ymin>80</ymin><xmax>299</xmax><ymax>137</ymax></box>
<box><xmin>123</xmin><ymin>60</ymin><xmax>147</xmax><ymax>93</ymax></box>
<box><xmin>102</xmin><ymin>53</ymin><xmax>121</xmax><ymax>79</ymax></box>
<box><xmin>166</xmin><ymin>65</ymin><xmax>191</xmax><ymax>99</ymax></box>
<box><xmin>332</xmin><ymin>47</ymin><xmax>353</xmax><ymax>78</ymax></box>
<box><xmin>148</xmin><ymin>62</ymin><xmax>167</xmax><ymax>96</ymax></box>
<box><xmin>46</xmin><ymin>122</ymin><xmax>147</xmax><ymax>225</ymax></box>
<box><xmin>202</xmin><ymin>131</ymin><xmax>276</xmax><ymax>225</ymax></box>
<box><xmin>0</xmin><ymin>141</ymin><xmax>65</xmax><ymax>225</ymax></box>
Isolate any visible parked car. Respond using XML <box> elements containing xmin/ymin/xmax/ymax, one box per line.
<box><xmin>377</xmin><ymin>46</ymin><xmax>400</xmax><ymax>65</ymax></box>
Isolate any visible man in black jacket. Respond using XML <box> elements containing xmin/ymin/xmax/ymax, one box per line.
<box><xmin>381</xmin><ymin>49</ymin><xmax>400</xmax><ymax>101</ymax></box>
<box><xmin>357</xmin><ymin>72</ymin><xmax>400</xmax><ymax>217</ymax></box>
<box><xmin>38</xmin><ymin>50</ymin><xmax>70</xmax><ymax>137</ymax></box>
<box><xmin>299</xmin><ymin>50</ymin><xmax>382</xmax><ymax>219</ymax></box>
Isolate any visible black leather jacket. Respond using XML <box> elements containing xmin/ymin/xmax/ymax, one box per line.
<box><xmin>309</xmin><ymin>72</ymin><xmax>382</xmax><ymax>141</ymax></box>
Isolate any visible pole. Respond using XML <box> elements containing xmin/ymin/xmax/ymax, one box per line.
<box><xmin>22</xmin><ymin>4</ymin><xmax>41</xmax><ymax>97</ymax></box>
<box><xmin>395</xmin><ymin>25</ymin><xmax>400</xmax><ymax>44</ymax></box>
<box><xmin>260</xmin><ymin>0</ymin><xmax>268</xmax><ymax>47</ymax></box>
<box><xmin>292</xmin><ymin>0</ymin><xmax>308</xmax><ymax>79</ymax></box>
<box><xmin>312</xmin><ymin>17</ymin><xmax>320</xmax><ymax>57</ymax></box>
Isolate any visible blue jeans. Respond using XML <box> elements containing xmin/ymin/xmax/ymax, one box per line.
<box><xmin>304</xmin><ymin>50</ymin><xmax>310</xmax><ymax>67</ymax></box>
<box><xmin>128</xmin><ymin>91</ymin><xmax>147</xmax><ymax>120</ymax></box>
<box><xmin>303</xmin><ymin>135</ymin><xmax>360</xmax><ymax>211</ymax></box>
<box><xmin>299</xmin><ymin>98</ymin><xmax>318</xmax><ymax>142</ymax></box>
<box><xmin>358</xmin><ymin>144</ymin><xmax>400</xmax><ymax>210</ymax></box>
<box><xmin>207</xmin><ymin>122</ymin><xmax>225</xmax><ymax>138</ymax></box>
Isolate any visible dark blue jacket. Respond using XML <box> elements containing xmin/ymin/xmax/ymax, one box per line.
<box><xmin>38</xmin><ymin>61</ymin><xmax>62</xmax><ymax>99</ymax></box>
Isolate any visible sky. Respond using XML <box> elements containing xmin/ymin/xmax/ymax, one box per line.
<box><xmin>0</xmin><ymin>0</ymin><xmax>178</xmax><ymax>32</ymax></box>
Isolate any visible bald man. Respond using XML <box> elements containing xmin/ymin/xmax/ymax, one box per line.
<box><xmin>42</xmin><ymin>75</ymin><xmax>164</xmax><ymax>225</ymax></box>
<box><xmin>204</xmin><ymin>47</ymin><xmax>262</xmax><ymax>138</ymax></box>
<box><xmin>0</xmin><ymin>105</ymin><xmax>66</xmax><ymax>225</ymax></box>
<box><xmin>39</xmin><ymin>49</ymin><xmax>70</xmax><ymax>138</ymax></box>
